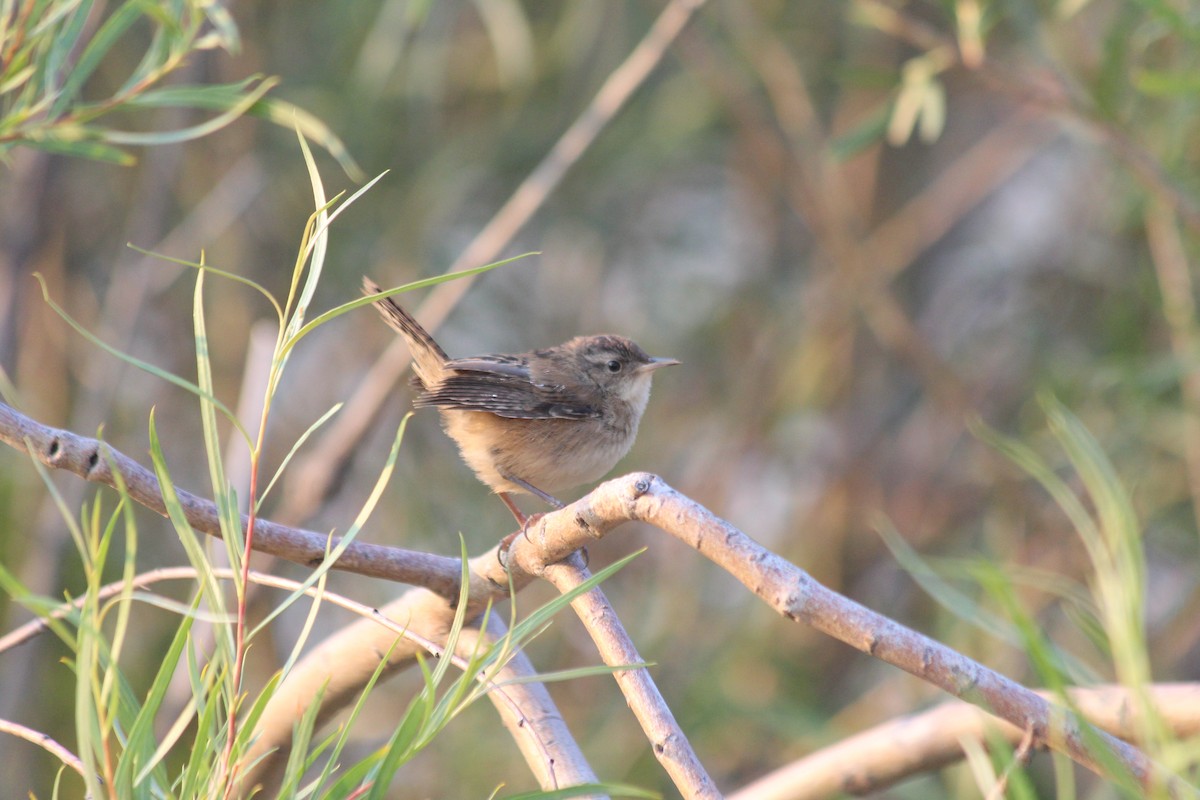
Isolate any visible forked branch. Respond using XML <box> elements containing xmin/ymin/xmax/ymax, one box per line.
<box><xmin>0</xmin><ymin>400</ymin><xmax>1175</xmax><ymax>794</ymax></box>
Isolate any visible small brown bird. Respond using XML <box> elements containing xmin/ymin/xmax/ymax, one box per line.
<box><xmin>364</xmin><ymin>278</ymin><xmax>679</xmax><ymax>525</ymax></box>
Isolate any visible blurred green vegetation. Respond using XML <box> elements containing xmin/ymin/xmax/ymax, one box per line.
<box><xmin>3</xmin><ymin>0</ymin><xmax>1200</xmax><ymax>796</ymax></box>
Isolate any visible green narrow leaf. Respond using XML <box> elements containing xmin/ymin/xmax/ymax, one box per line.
<box><xmin>43</xmin><ymin>0</ymin><xmax>94</xmax><ymax>97</ymax></box>
<box><xmin>496</xmin><ymin>662</ymin><xmax>654</xmax><ymax>687</ymax></box>
<box><xmin>310</xmin><ymin>640</ymin><xmax>402</xmax><ymax>797</ymax></box>
<box><xmin>120</xmin><ymin>76</ymin><xmax>266</xmax><ymax>110</ymax></box>
<box><xmin>305</xmin><ymin>170</ymin><xmax>389</xmax><ymax>259</ymax></box>
<box><xmin>277</xmin><ymin>682</ymin><xmax>329</xmax><ymax>794</ymax></box>
<box><xmin>0</xmin><ymin>64</ymin><xmax>39</xmax><ymax>95</ymax></box>
<box><xmin>124</xmin><ymin>598</ymin><xmax>199</xmax><ymax>787</ymax></box>
<box><xmin>969</xmin><ymin>416</ymin><xmax>1107</xmax><ymax>567</ymax></box>
<box><xmin>193</xmin><ymin>266</ymin><xmax>245</xmax><ymax>569</ymax></box>
<box><xmin>22</xmin><ymin>459</ymin><xmax>86</xmax><ymax>569</ymax></box>
<box><xmin>124</xmin><ymin>591</ymin><xmax>232</xmax><ymax>622</ymax></box>
<box><xmin>278</xmin><ymin>252</ymin><xmax>538</xmax><ymax>361</ymax></box>
<box><xmin>365</xmin><ymin>682</ymin><xmax>431</xmax><ymax>799</ymax></box>
<box><xmin>33</xmin><ymin>273</ymin><xmax>250</xmax><ymax>444</ymax></box>
<box><xmin>276</xmin><ymin>563</ymin><xmax>330</xmax><ymax>682</ymax></box>
<box><xmin>254</xmin><ymin>98</ymin><xmax>363</xmax><ymax>180</ymax></box>
<box><xmin>147</xmin><ymin>410</ymin><xmax>229</xmax><ymax>631</ymax></box>
<box><xmin>138</xmin><ymin>694</ymin><xmax>198</xmax><ymax>790</ymax></box>
<box><xmin>72</xmin><ymin>508</ymin><xmax>106</xmax><ymax>799</ymax></box>
<box><xmin>179</xmin><ymin>649</ymin><xmax>226</xmax><ymax>798</ymax></box>
<box><xmin>430</xmin><ymin>537</ymin><xmax>476</xmax><ymax>691</ymax></box>
<box><xmin>15</xmin><ymin>135</ymin><xmax>136</xmax><ymax>165</ymax></box>
<box><xmin>284</xmin><ymin>124</ymin><xmax>329</xmax><ymax>345</ymax></box>
<box><xmin>124</xmin><ymin>244</ymin><xmax>284</xmax><ymax>323</ymax></box>
<box><xmin>507</xmin><ymin>549</ymin><xmax>644</xmax><ymax>645</ymax></box>
<box><xmin>99</xmin><ymin>76</ymin><xmax>279</xmax><ymax>145</ymax></box>
<box><xmin>255</xmin><ymin>402</ymin><xmax>343</xmax><ymax>510</ymax></box>
<box><xmin>250</xmin><ymin>415</ymin><xmax>411</xmax><ymax>641</ymax></box>
<box><xmin>50</xmin><ymin>0</ymin><xmax>145</xmax><ymax>116</ymax></box>
<box><xmin>231</xmin><ymin>671</ymin><xmax>283</xmax><ymax>756</ymax></box>
<box><xmin>108</xmin><ymin>0</ymin><xmax>190</xmax><ymax>100</ymax></box>
<box><xmin>0</xmin><ymin>560</ymin><xmax>79</xmax><ymax>649</ymax></box>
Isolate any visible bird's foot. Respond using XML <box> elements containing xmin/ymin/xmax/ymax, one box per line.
<box><xmin>497</xmin><ymin>511</ymin><xmax>545</xmax><ymax>567</ymax></box>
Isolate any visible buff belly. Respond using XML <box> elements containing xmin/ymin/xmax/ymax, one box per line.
<box><xmin>440</xmin><ymin>408</ymin><xmax>637</xmax><ymax>495</ymax></box>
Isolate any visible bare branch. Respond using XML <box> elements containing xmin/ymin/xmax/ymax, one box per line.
<box><xmin>456</xmin><ymin>617</ymin><xmax>602</xmax><ymax>794</ymax></box>
<box><xmin>730</xmin><ymin>684</ymin><xmax>1200</xmax><ymax>800</ymax></box>
<box><xmin>0</xmin><ymin>400</ymin><xmax>464</xmax><ymax>596</ymax></box>
<box><xmin>1</xmin><ymin>400</ymin><xmax>1175</xmax><ymax>792</ymax></box>
<box><xmin>506</xmin><ymin>474</ymin><xmax>1170</xmax><ymax>792</ymax></box>
<box><xmin>542</xmin><ymin>552</ymin><xmax>719</xmax><ymax>798</ymax></box>
<box><xmin>246</xmin><ymin>605</ymin><xmax>597</xmax><ymax>797</ymax></box>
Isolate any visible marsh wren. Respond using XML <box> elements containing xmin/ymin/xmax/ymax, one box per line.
<box><xmin>364</xmin><ymin>278</ymin><xmax>678</xmax><ymax>525</ymax></box>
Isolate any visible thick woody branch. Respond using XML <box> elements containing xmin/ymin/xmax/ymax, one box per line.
<box><xmin>0</xmin><ymin>401</ymin><xmax>463</xmax><ymax>596</ymax></box>
<box><xmin>0</xmin><ymin>401</ymin><xmax>1174</xmax><ymax>792</ymax></box>
<box><xmin>731</xmin><ymin>683</ymin><xmax>1200</xmax><ymax>800</ymax></box>
<box><xmin>541</xmin><ymin>552</ymin><xmax>719</xmax><ymax>799</ymax></box>
<box><xmin>248</xmin><ymin>608</ymin><xmax>596</xmax><ymax>796</ymax></box>
<box><xmin>505</xmin><ymin>473</ymin><xmax>1171</xmax><ymax>793</ymax></box>
<box><xmin>458</xmin><ymin>616</ymin><xmax>602</xmax><ymax>794</ymax></box>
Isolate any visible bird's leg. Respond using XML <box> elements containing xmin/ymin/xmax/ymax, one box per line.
<box><xmin>497</xmin><ymin>492</ymin><xmax>529</xmax><ymax>526</ymax></box>
<box><xmin>505</xmin><ymin>476</ymin><xmax>565</xmax><ymax>510</ymax></box>
<box><xmin>497</xmin><ymin>478</ymin><xmax>565</xmax><ymax>565</ymax></box>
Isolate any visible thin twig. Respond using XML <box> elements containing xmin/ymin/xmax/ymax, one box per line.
<box><xmin>0</xmin><ymin>717</ymin><xmax>89</xmax><ymax>781</ymax></box>
<box><xmin>0</xmin><ymin>565</ymin><xmax>594</xmax><ymax>797</ymax></box>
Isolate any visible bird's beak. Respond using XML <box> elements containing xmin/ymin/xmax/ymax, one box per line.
<box><xmin>640</xmin><ymin>357</ymin><xmax>681</xmax><ymax>372</ymax></box>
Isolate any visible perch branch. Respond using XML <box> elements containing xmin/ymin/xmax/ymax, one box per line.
<box><xmin>0</xmin><ymin>401</ymin><xmax>464</xmax><ymax>596</ymax></box>
<box><xmin>504</xmin><ymin>474</ymin><xmax>1173</xmax><ymax>793</ymax></box>
<box><xmin>0</xmin><ymin>401</ymin><xmax>1174</xmax><ymax>792</ymax></box>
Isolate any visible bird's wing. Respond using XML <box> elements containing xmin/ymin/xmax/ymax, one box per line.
<box><xmin>417</xmin><ymin>355</ymin><xmax>600</xmax><ymax>420</ymax></box>
<box><xmin>442</xmin><ymin>355</ymin><xmax>532</xmax><ymax>379</ymax></box>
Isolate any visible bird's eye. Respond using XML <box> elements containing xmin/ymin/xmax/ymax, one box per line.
<box><xmin>606</xmin><ymin>359</ymin><xmax>622</xmax><ymax>373</ymax></box>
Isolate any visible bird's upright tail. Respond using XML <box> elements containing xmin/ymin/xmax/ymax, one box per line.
<box><xmin>362</xmin><ymin>277</ymin><xmax>450</xmax><ymax>386</ymax></box>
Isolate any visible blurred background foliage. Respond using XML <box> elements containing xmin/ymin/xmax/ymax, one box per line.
<box><xmin>2</xmin><ymin>0</ymin><xmax>1200</xmax><ymax>796</ymax></box>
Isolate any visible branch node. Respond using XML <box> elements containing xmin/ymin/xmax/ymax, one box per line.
<box><xmin>573</xmin><ymin>512</ymin><xmax>600</xmax><ymax>540</ymax></box>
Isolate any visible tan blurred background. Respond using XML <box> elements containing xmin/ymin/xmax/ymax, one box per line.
<box><xmin>2</xmin><ymin>1</ymin><xmax>1198</xmax><ymax>796</ymax></box>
